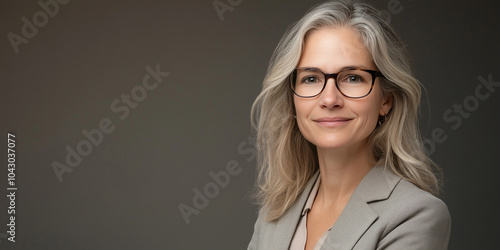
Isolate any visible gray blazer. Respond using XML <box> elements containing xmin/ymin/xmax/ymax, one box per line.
<box><xmin>248</xmin><ymin>165</ymin><xmax>451</xmax><ymax>250</ymax></box>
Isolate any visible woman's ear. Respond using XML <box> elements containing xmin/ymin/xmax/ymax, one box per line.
<box><xmin>379</xmin><ymin>92</ymin><xmax>393</xmax><ymax>116</ymax></box>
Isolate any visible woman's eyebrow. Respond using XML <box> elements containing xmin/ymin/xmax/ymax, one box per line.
<box><xmin>298</xmin><ymin>65</ymin><xmax>372</xmax><ymax>72</ymax></box>
<box><xmin>339</xmin><ymin>65</ymin><xmax>371</xmax><ymax>70</ymax></box>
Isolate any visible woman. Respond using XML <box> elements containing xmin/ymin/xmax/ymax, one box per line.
<box><xmin>247</xmin><ymin>1</ymin><xmax>451</xmax><ymax>249</ymax></box>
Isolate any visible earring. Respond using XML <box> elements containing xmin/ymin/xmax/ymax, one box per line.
<box><xmin>378</xmin><ymin>113</ymin><xmax>387</xmax><ymax>126</ymax></box>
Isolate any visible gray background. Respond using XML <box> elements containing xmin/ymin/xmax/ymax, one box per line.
<box><xmin>1</xmin><ymin>0</ymin><xmax>499</xmax><ymax>249</ymax></box>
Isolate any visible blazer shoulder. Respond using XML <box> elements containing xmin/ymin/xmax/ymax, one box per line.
<box><xmin>374</xmin><ymin>179</ymin><xmax>451</xmax><ymax>249</ymax></box>
<box><xmin>390</xmin><ymin>179</ymin><xmax>449</xmax><ymax>214</ymax></box>
<box><xmin>248</xmin><ymin>172</ymin><xmax>319</xmax><ymax>250</ymax></box>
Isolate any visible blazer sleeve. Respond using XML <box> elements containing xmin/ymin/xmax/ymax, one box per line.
<box><xmin>247</xmin><ymin>208</ymin><xmax>265</xmax><ymax>250</ymax></box>
<box><xmin>247</xmin><ymin>221</ymin><xmax>259</xmax><ymax>250</ymax></box>
<box><xmin>376</xmin><ymin>193</ymin><xmax>451</xmax><ymax>250</ymax></box>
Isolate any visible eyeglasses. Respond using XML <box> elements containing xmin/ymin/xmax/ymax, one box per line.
<box><xmin>289</xmin><ymin>67</ymin><xmax>384</xmax><ymax>98</ymax></box>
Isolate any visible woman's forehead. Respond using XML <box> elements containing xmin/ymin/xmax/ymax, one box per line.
<box><xmin>299</xmin><ymin>27</ymin><xmax>375</xmax><ymax>71</ymax></box>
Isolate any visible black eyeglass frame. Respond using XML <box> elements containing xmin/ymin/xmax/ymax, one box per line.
<box><xmin>289</xmin><ymin>67</ymin><xmax>385</xmax><ymax>99</ymax></box>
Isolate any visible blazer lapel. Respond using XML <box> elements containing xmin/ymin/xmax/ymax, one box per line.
<box><xmin>270</xmin><ymin>172</ymin><xmax>320</xmax><ymax>250</ymax></box>
<box><xmin>321</xmin><ymin>195</ymin><xmax>377</xmax><ymax>249</ymax></box>
<box><xmin>321</xmin><ymin>164</ymin><xmax>402</xmax><ymax>250</ymax></box>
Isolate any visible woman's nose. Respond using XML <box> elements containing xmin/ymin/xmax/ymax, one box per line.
<box><xmin>319</xmin><ymin>78</ymin><xmax>344</xmax><ymax>109</ymax></box>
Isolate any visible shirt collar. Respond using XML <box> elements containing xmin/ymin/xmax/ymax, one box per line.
<box><xmin>301</xmin><ymin>173</ymin><xmax>321</xmax><ymax>216</ymax></box>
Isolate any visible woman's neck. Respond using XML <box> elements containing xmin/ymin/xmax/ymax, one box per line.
<box><xmin>315</xmin><ymin>141</ymin><xmax>374</xmax><ymax>207</ymax></box>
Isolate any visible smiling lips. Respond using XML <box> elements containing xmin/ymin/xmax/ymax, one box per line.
<box><xmin>313</xmin><ymin>117</ymin><xmax>353</xmax><ymax>127</ymax></box>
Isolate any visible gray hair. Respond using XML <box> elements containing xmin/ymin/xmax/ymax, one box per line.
<box><xmin>251</xmin><ymin>0</ymin><xmax>441</xmax><ymax>221</ymax></box>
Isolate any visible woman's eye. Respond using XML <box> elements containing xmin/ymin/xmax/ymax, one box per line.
<box><xmin>344</xmin><ymin>74</ymin><xmax>364</xmax><ymax>83</ymax></box>
<box><xmin>302</xmin><ymin>76</ymin><xmax>319</xmax><ymax>84</ymax></box>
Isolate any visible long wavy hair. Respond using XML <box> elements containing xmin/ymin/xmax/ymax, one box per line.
<box><xmin>251</xmin><ymin>0</ymin><xmax>441</xmax><ymax>221</ymax></box>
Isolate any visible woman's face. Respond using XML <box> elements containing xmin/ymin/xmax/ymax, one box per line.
<box><xmin>294</xmin><ymin>26</ymin><xmax>392</xmax><ymax>151</ymax></box>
